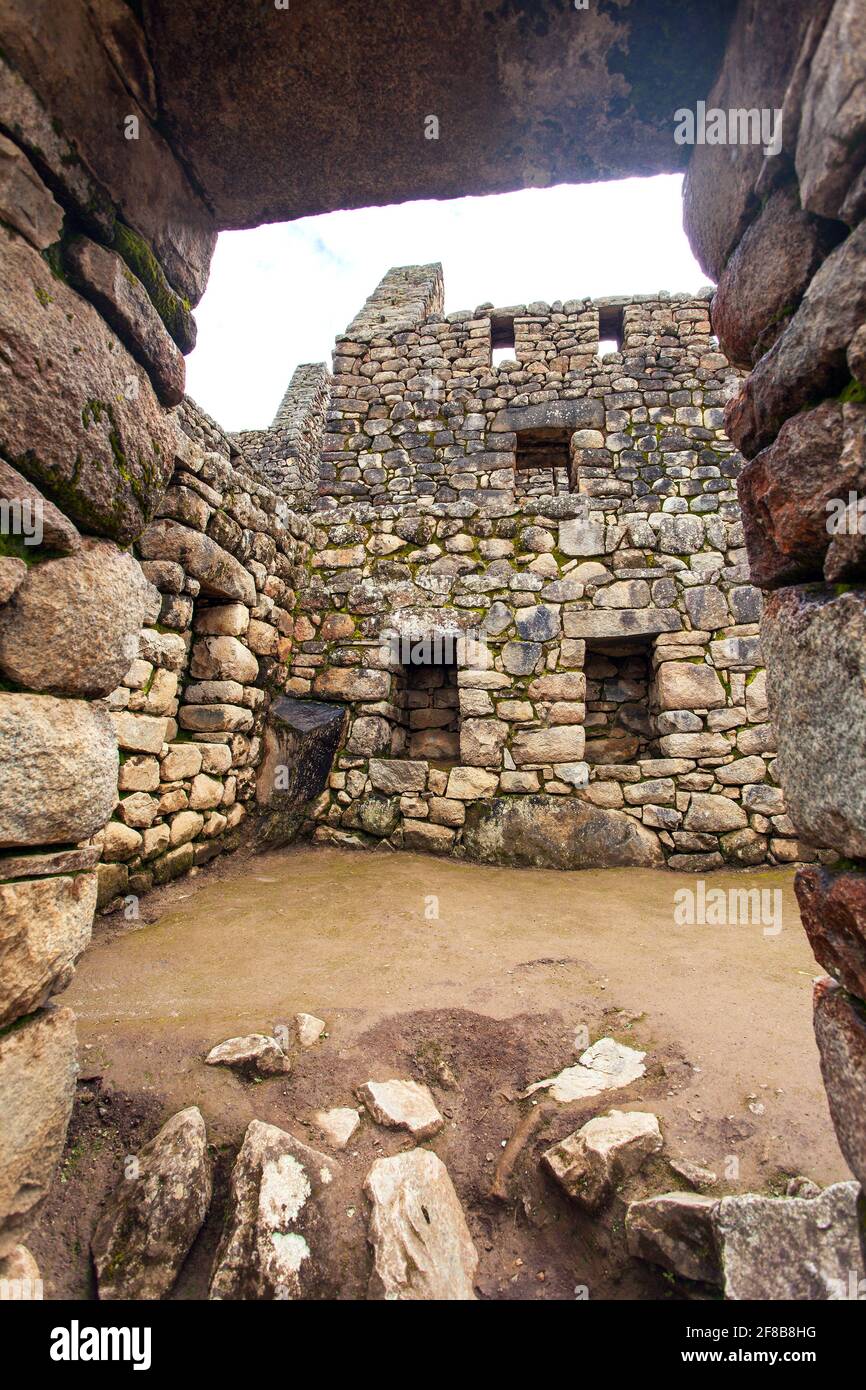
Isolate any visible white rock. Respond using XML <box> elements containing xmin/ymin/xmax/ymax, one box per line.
<box><xmin>315</xmin><ymin>1108</ymin><xmax>361</xmax><ymax>1150</ymax></box>
<box><xmin>295</xmin><ymin>1012</ymin><xmax>326</xmax><ymax>1047</ymax></box>
<box><xmin>205</xmin><ymin>1034</ymin><xmax>291</xmax><ymax>1076</ymax></box>
<box><xmin>358</xmin><ymin>1079</ymin><xmax>444</xmax><ymax>1139</ymax></box>
<box><xmin>543</xmin><ymin>1110</ymin><xmax>662</xmax><ymax>1210</ymax></box>
<box><xmin>209</xmin><ymin>1120</ymin><xmax>341</xmax><ymax>1300</ymax></box>
<box><xmin>365</xmin><ymin>1149</ymin><xmax>478</xmax><ymax>1300</ymax></box>
<box><xmin>522</xmin><ymin>1037</ymin><xmax>646</xmax><ymax>1103</ymax></box>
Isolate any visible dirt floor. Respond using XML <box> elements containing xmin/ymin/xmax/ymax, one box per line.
<box><xmin>29</xmin><ymin>844</ymin><xmax>847</xmax><ymax>1301</ymax></box>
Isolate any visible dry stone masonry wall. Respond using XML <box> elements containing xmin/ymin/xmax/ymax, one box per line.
<box><xmin>0</xmin><ymin>0</ymin><xmax>865</xmax><ymax>1284</ymax></box>
<box><xmin>275</xmin><ymin>266</ymin><xmax>814</xmax><ymax>874</ymax></box>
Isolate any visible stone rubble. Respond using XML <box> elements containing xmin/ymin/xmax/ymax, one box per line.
<box><xmin>91</xmin><ymin>1107</ymin><xmax>212</xmax><ymax>1300</ymax></box>
<box><xmin>543</xmin><ymin>1109</ymin><xmax>663</xmax><ymax>1211</ymax></box>
<box><xmin>522</xmin><ymin>1037</ymin><xmax>646</xmax><ymax>1103</ymax></box>
<box><xmin>357</xmin><ymin>1079</ymin><xmax>445</xmax><ymax>1140</ymax></box>
<box><xmin>295</xmin><ymin>1013</ymin><xmax>326</xmax><ymax>1048</ymax></box>
<box><xmin>314</xmin><ymin>1108</ymin><xmax>361</xmax><ymax>1150</ymax></box>
<box><xmin>205</xmin><ymin>1034</ymin><xmax>292</xmax><ymax>1077</ymax></box>
<box><xmin>364</xmin><ymin>1149</ymin><xmax>479</xmax><ymax>1300</ymax></box>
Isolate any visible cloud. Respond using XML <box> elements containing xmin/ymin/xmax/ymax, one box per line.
<box><xmin>185</xmin><ymin>174</ymin><xmax>709</xmax><ymax>433</ymax></box>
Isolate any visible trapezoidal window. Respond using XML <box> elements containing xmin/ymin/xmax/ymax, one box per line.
<box><xmin>491</xmin><ymin>313</ymin><xmax>516</xmax><ymax>368</ymax></box>
<box><xmin>597</xmin><ymin>304</ymin><xmax>625</xmax><ymax>358</ymax></box>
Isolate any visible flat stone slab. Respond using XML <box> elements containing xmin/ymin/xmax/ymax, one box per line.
<box><xmin>358</xmin><ymin>1079</ymin><xmax>444</xmax><ymax>1140</ymax></box>
<box><xmin>522</xmin><ymin>1037</ymin><xmax>647</xmax><ymax>1103</ymax></box>
<box><xmin>365</xmin><ymin>1149</ymin><xmax>478</xmax><ymax>1300</ymax></box>
<box><xmin>563</xmin><ymin>608</ymin><xmax>682</xmax><ymax>640</ymax></box>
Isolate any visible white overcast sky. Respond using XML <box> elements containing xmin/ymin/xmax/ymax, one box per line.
<box><xmin>185</xmin><ymin>174</ymin><xmax>709</xmax><ymax>433</ymax></box>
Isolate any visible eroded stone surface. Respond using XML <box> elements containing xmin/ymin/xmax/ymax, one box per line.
<box><xmin>0</xmin><ymin>1005</ymin><xmax>77</xmax><ymax>1257</ymax></box>
<box><xmin>364</xmin><ymin>1148</ymin><xmax>478</xmax><ymax>1300</ymax></box>
<box><xmin>813</xmin><ymin>977</ymin><xmax>866</xmax><ymax>1192</ymax></box>
<box><xmin>205</xmin><ymin>1034</ymin><xmax>291</xmax><ymax>1077</ymax></box>
<box><xmin>626</xmin><ymin>1192</ymin><xmax>721</xmax><ymax>1285</ymax></box>
<box><xmin>358</xmin><ymin>1079</ymin><xmax>444</xmax><ymax>1140</ymax></box>
<box><xmin>543</xmin><ymin>1110</ymin><xmax>662</xmax><ymax>1211</ymax></box>
<box><xmin>0</xmin><ymin>873</ymin><xmax>95</xmax><ymax>1027</ymax></box>
<box><xmin>91</xmin><ymin>1107</ymin><xmax>212</xmax><ymax>1300</ymax></box>
<box><xmin>462</xmin><ymin>796</ymin><xmax>664</xmax><ymax>870</ymax></box>
<box><xmin>209</xmin><ymin>1120</ymin><xmax>342</xmax><ymax>1300</ymax></box>
<box><xmin>717</xmin><ymin>1181</ymin><xmax>865</xmax><ymax>1300</ymax></box>
<box><xmin>523</xmin><ymin>1038</ymin><xmax>647</xmax><ymax>1104</ymax></box>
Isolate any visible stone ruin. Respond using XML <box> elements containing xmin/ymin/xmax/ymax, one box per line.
<box><xmin>0</xmin><ymin>0</ymin><xmax>864</xmax><ymax>1299</ymax></box>
<box><xmin>232</xmin><ymin>264</ymin><xmax>802</xmax><ymax>873</ymax></box>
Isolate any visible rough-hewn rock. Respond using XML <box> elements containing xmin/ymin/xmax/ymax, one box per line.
<box><xmin>737</xmin><ymin>402</ymin><xmax>849</xmax><ymax>587</ymax></box>
<box><xmin>0</xmin><ymin>873</ymin><xmax>95</xmax><ymax>1027</ymax></box>
<box><xmin>0</xmin><ymin>133</ymin><xmax>63</xmax><ymax>251</ymax></box>
<box><xmin>0</xmin><ymin>695</ymin><xmax>118</xmax><ymax>848</ymax></box>
<box><xmin>795</xmin><ymin>0</ymin><xmax>866</xmax><ymax>222</ymax></box>
<box><xmin>138</xmin><ymin>521</ymin><xmax>256</xmax><ymax>605</ymax></box>
<box><xmin>656</xmin><ymin>662</ymin><xmax>726</xmax><ymax>711</ymax></box>
<box><xmin>205</xmin><ymin>1034</ymin><xmax>291</xmax><ymax>1077</ymax></box>
<box><xmin>712</xmin><ymin>186</ymin><xmax>842</xmax><ymax>366</ymax></box>
<box><xmin>0</xmin><ymin>541</ymin><xmax>158</xmax><ymax>697</ymax></box>
<box><xmin>543</xmin><ymin>1110</ymin><xmax>662</xmax><ymax>1211</ymax></box>
<box><xmin>761</xmin><ymin>587</ymin><xmax>866</xmax><ymax>857</ymax></box>
<box><xmin>716</xmin><ymin>1181</ymin><xmax>865</xmax><ymax>1299</ymax></box>
<box><xmin>0</xmin><ymin>1005</ymin><xmax>77</xmax><ymax>1257</ymax></box>
<box><xmin>0</xmin><ymin>458</ymin><xmax>81</xmax><ymax>555</ymax></box>
<box><xmin>358</xmin><ymin>1079</ymin><xmax>444</xmax><ymax>1140</ymax></box>
<box><xmin>626</xmin><ymin>1192</ymin><xmax>721</xmax><ymax>1285</ymax></box>
<box><xmin>91</xmin><ymin>1107</ymin><xmax>212</xmax><ymax>1300</ymax></box>
<box><xmin>209</xmin><ymin>1121</ymin><xmax>345</xmax><ymax>1300</ymax></box>
<box><xmin>795</xmin><ymin>867</ymin><xmax>866</xmax><ymax>1000</ymax></box>
<box><xmin>462</xmin><ymin>795</ymin><xmax>663</xmax><ymax>870</ymax></box>
<box><xmin>813</xmin><ymin>977</ymin><xmax>866</xmax><ymax>1191</ymax></box>
<box><xmin>725</xmin><ymin>221</ymin><xmax>866</xmax><ymax>458</ymax></box>
<box><xmin>0</xmin><ymin>231</ymin><xmax>177</xmax><ymax>544</ymax></box>
<box><xmin>1</xmin><ymin>0</ymin><xmax>215</xmax><ymax>303</ymax></box>
<box><xmin>64</xmin><ymin>236</ymin><xmax>185</xmax><ymax>406</ymax></box>
<box><xmin>365</xmin><ymin>1149</ymin><xmax>478</xmax><ymax>1301</ymax></box>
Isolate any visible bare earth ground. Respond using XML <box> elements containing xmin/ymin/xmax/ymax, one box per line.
<box><xmin>30</xmin><ymin>845</ymin><xmax>846</xmax><ymax>1301</ymax></box>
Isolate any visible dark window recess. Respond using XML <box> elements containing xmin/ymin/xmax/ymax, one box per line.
<box><xmin>515</xmin><ymin>426</ymin><xmax>572</xmax><ymax>471</ymax></box>
<box><xmin>491</xmin><ymin>314</ymin><xmax>516</xmax><ymax>366</ymax></box>
<box><xmin>398</xmin><ymin>658</ymin><xmax>460</xmax><ymax>763</ymax></box>
<box><xmin>597</xmin><ymin>303</ymin><xmax>625</xmax><ymax>356</ymax></box>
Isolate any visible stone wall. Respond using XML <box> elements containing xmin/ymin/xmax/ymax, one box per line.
<box><xmin>265</xmin><ymin>268</ymin><xmax>812</xmax><ymax>872</ymax></box>
<box><xmin>683</xmin><ymin>0</ymin><xmax>866</xmax><ymax>1209</ymax></box>
<box><xmin>234</xmin><ymin>362</ymin><xmax>330</xmax><ymax>502</ymax></box>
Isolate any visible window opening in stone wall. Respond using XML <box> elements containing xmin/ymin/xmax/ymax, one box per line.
<box><xmin>597</xmin><ymin>304</ymin><xmax>625</xmax><ymax>358</ymax></box>
<box><xmin>514</xmin><ymin>426</ymin><xmax>572</xmax><ymax>497</ymax></box>
<box><xmin>491</xmin><ymin>313</ymin><xmax>516</xmax><ymax>368</ymax></box>
<box><xmin>583</xmin><ymin>640</ymin><xmax>656</xmax><ymax>765</ymax></box>
<box><xmin>397</xmin><ymin>656</ymin><xmax>460</xmax><ymax>764</ymax></box>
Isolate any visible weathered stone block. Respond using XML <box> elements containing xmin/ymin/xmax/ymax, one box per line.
<box><xmin>796</xmin><ymin>0</ymin><xmax>866</xmax><ymax>222</ymax></box>
<box><xmin>0</xmin><ymin>1004</ymin><xmax>77</xmax><ymax>1257</ymax></box>
<box><xmin>761</xmin><ymin>586</ymin><xmax>866</xmax><ymax>857</ymax></box>
<box><xmin>0</xmin><ymin>695</ymin><xmax>118</xmax><ymax>848</ymax></box>
<box><xmin>796</xmin><ymin>867</ymin><xmax>866</xmax><ymax>1000</ymax></box>
<box><xmin>0</xmin><ymin>133</ymin><xmax>63</xmax><ymax>250</ymax></box>
<box><xmin>462</xmin><ymin>795</ymin><xmax>663</xmax><ymax>870</ymax></box>
<box><xmin>313</xmin><ymin>667</ymin><xmax>391</xmax><ymax>701</ymax></box>
<box><xmin>512</xmin><ymin>726</ymin><xmax>585</xmax><ymax>765</ymax></box>
<box><xmin>813</xmin><ymin>978</ymin><xmax>866</xmax><ymax>1191</ymax></box>
<box><xmin>656</xmin><ymin>661</ymin><xmax>726</xmax><ymax>711</ymax></box>
<box><xmin>0</xmin><ymin>232</ymin><xmax>177</xmax><ymax>544</ymax></box>
<box><xmin>0</xmin><ymin>873</ymin><xmax>95</xmax><ymax>1026</ymax></box>
<box><xmin>138</xmin><ymin>521</ymin><xmax>256</xmax><ymax>605</ymax></box>
<box><xmin>0</xmin><ymin>541</ymin><xmax>158</xmax><ymax>697</ymax></box>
